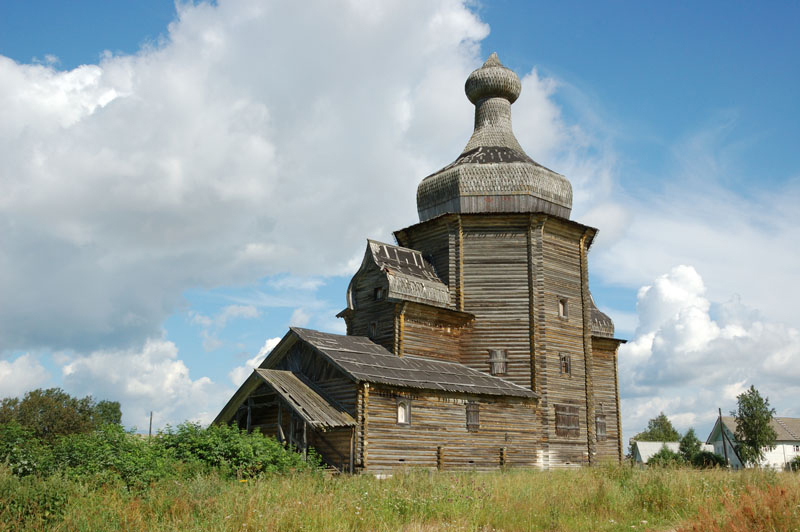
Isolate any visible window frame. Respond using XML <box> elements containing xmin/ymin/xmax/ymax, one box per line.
<box><xmin>488</xmin><ymin>349</ymin><xmax>508</xmax><ymax>376</ymax></box>
<box><xmin>555</xmin><ymin>404</ymin><xmax>580</xmax><ymax>439</ymax></box>
<box><xmin>466</xmin><ymin>401</ymin><xmax>480</xmax><ymax>432</ymax></box>
<box><xmin>368</xmin><ymin>321</ymin><xmax>378</xmax><ymax>339</ymax></box>
<box><xmin>559</xmin><ymin>354</ymin><xmax>572</xmax><ymax>376</ymax></box>
<box><xmin>374</xmin><ymin>287</ymin><xmax>385</xmax><ymax>301</ymax></box>
<box><xmin>595</xmin><ymin>414</ymin><xmax>607</xmax><ymax>442</ymax></box>
<box><xmin>396</xmin><ymin>398</ymin><xmax>411</xmax><ymax>425</ymax></box>
<box><xmin>558</xmin><ymin>297</ymin><xmax>569</xmax><ymax>318</ymax></box>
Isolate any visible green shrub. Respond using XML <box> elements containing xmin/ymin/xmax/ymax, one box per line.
<box><xmin>0</xmin><ymin>422</ymin><xmax>55</xmax><ymax>477</ymax></box>
<box><xmin>647</xmin><ymin>445</ymin><xmax>684</xmax><ymax>467</ymax></box>
<box><xmin>789</xmin><ymin>456</ymin><xmax>800</xmax><ymax>472</ymax></box>
<box><xmin>156</xmin><ymin>422</ymin><xmax>317</xmax><ymax>477</ymax></box>
<box><xmin>691</xmin><ymin>450</ymin><xmax>726</xmax><ymax>469</ymax></box>
<box><xmin>0</xmin><ymin>466</ymin><xmax>81</xmax><ymax>527</ymax></box>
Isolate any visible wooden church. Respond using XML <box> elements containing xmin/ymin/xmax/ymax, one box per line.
<box><xmin>214</xmin><ymin>53</ymin><xmax>624</xmax><ymax>473</ymax></box>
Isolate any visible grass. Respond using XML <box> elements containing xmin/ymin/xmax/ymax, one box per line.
<box><xmin>2</xmin><ymin>464</ymin><xmax>799</xmax><ymax>531</ymax></box>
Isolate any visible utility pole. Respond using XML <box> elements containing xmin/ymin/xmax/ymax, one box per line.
<box><xmin>719</xmin><ymin>408</ymin><xmax>729</xmax><ymax>467</ymax></box>
<box><xmin>149</xmin><ymin>411</ymin><xmax>153</xmax><ymax>441</ymax></box>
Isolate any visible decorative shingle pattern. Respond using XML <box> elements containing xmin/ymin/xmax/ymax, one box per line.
<box><xmin>368</xmin><ymin>240</ymin><xmax>450</xmax><ymax>307</ymax></box>
<box><xmin>416</xmin><ymin>53</ymin><xmax>573</xmax><ymax>222</ymax></box>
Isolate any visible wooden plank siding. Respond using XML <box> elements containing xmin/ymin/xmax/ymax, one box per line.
<box><xmin>592</xmin><ymin>337</ymin><xmax>623</xmax><ymax>462</ymax></box>
<box><xmin>364</xmin><ymin>385</ymin><xmax>540</xmax><ymax>472</ymax></box>
<box><xmin>397</xmin><ymin>302</ymin><xmax>467</xmax><ymax>362</ymax></box>
<box><xmin>346</xmin><ymin>261</ymin><xmax>396</xmax><ymax>352</ymax></box>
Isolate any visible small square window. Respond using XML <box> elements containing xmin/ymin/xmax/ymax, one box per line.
<box><xmin>368</xmin><ymin>321</ymin><xmax>378</xmax><ymax>339</ymax></box>
<box><xmin>466</xmin><ymin>402</ymin><xmax>480</xmax><ymax>432</ymax></box>
<box><xmin>488</xmin><ymin>349</ymin><xmax>507</xmax><ymax>376</ymax></box>
<box><xmin>374</xmin><ymin>287</ymin><xmax>385</xmax><ymax>301</ymax></box>
<box><xmin>558</xmin><ymin>298</ymin><xmax>568</xmax><ymax>318</ymax></box>
<box><xmin>795</xmin><ymin>445</ymin><xmax>800</xmax><ymax>453</ymax></box>
<box><xmin>560</xmin><ymin>354</ymin><xmax>571</xmax><ymax>376</ymax></box>
<box><xmin>397</xmin><ymin>399</ymin><xmax>410</xmax><ymax>425</ymax></box>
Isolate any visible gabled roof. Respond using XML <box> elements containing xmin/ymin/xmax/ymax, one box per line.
<box><xmin>255</xmin><ymin>369</ymin><xmax>355</xmax><ymax>430</ymax></box>
<box><xmin>632</xmin><ymin>441</ymin><xmax>713</xmax><ymax>463</ymax></box>
<box><xmin>286</xmin><ymin>328</ymin><xmax>537</xmax><ymax>400</ymax></box>
<box><xmin>360</xmin><ymin>240</ymin><xmax>450</xmax><ymax>308</ymax></box>
<box><xmin>714</xmin><ymin>416</ymin><xmax>800</xmax><ymax>443</ymax></box>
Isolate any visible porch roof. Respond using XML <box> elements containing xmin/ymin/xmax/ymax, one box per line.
<box><xmin>254</xmin><ymin>369</ymin><xmax>356</xmax><ymax>431</ymax></box>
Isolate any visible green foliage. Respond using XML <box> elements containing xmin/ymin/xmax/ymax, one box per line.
<box><xmin>0</xmin><ymin>388</ymin><xmax>121</xmax><ymax>442</ymax></box>
<box><xmin>679</xmin><ymin>428</ymin><xmax>702</xmax><ymax>461</ymax></box>
<box><xmin>731</xmin><ymin>385</ymin><xmax>777</xmax><ymax>466</ymax></box>
<box><xmin>691</xmin><ymin>450</ymin><xmax>726</xmax><ymax>469</ymax></box>
<box><xmin>0</xmin><ymin>421</ymin><xmax>54</xmax><ymax>477</ymax></box>
<box><xmin>0</xmin><ymin>469</ymin><xmax>81</xmax><ymax>527</ymax></box>
<box><xmin>789</xmin><ymin>456</ymin><xmax>800</xmax><ymax>472</ymax></box>
<box><xmin>633</xmin><ymin>412</ymin><xmax>680</xmax><ymax>443</ymax></box>
<box><xmin>156</xmin><ymin>422</ymin><xmax>317</xmax><ymax>477</ymax></box>
<box><xmin>647</xmin><ymin>444</ymin><xmax>684</xmax><ymax>467</ymax></box>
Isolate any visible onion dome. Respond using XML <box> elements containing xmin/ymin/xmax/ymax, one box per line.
<box><xmin>416</xmin><ymin>53</ymin><xmax>573</xmax><ymax>222</ymax></box>
<box><xmin>588</xmin><ymin>292</ymin><xmax>615</xmax><ymax>338</ymax></box>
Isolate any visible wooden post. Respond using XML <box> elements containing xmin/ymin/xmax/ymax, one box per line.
<box><xmin>719</xmin><ymin>408</ymin><xmax>730</xmax><ymax>467</ymax></box>
<box><xmin>349</xmin><ymin>427</ymin><xmax>355</xmax><ymax>474</ymax></box>
<box><xmin>246</xmin><ymin>398</ymin><xmax>252</xmax><ymax>433</ymax></box>
<box><xmin>289</xmin><ymin>413</ymin><xmax>295</xmax><ymax>450</ymax></box>
<box><xmin>148</xmin><ymin>411</ymin><xmax>153</xmax><ymax>441</ymax></box>
<box><xmin>277</xmin><ymin>402</ymin><xmax>285</xmax><ymax>445</ymax></box>
<box><xmin>302</xmin><ymin>421</ymin><xmax>308</xmax><ymax>461</ymax></box>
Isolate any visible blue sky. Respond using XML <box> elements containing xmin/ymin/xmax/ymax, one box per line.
<box><xmin>1</xmin><ymin>0</ymin><xmax>798</xmax><ymax>444</ymax></box>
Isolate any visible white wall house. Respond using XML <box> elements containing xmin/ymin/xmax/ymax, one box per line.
<box><xmin>630</xmin><ymin>441</ymin><xmax>713</xmax><ymax>465</ymax></box>
<box><xmin>706</xmin><ymin>416</ymin><xmax>800</xmax><ymax>470</ymax></box>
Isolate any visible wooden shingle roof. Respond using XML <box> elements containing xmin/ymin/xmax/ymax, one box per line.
<box><xmin>254</xmin><ymin>369</ymin><xmax>355</xmax><ymax>430</ymax></box>
<box><xmin>291</xmin><ymin>327</ymin><xmax>537</xmax><ymax>399</ymax></box>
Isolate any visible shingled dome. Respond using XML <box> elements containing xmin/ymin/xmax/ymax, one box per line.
<box><xmin>416</xmin><ymin>53</ymin><xmax>573</xmax><ymax>222</ymax></box>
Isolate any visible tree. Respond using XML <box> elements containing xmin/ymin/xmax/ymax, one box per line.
<box><xmin>647</xmin><ymin>444</ymin><xmax>684</xmax><ymax>467</ymax></box>
<box><xmin>634</xmin><ymin>412</ymin><xmax>681</xmax><ymax>442</ymax></box>
<box><xmin>0</xmin><ymin>388</ymin><xmax>122</xmax><ymax>441</ymax></box>
<box><xmin>679</xmin><ymin>428</ymin><xmax>702</xmax><ymax>461</ymax></box>
<box><xmin>731</xmin><ymin>385</ymin><xmax>777</xmax><ymax>467</ymax></box>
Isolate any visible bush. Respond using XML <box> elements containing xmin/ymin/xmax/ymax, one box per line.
<box><xmin>691</xmin><ymin>450</ymin><xmax>726</xmax><ymax>469</ymax></box>
<box><xmin>156</xmin><ymin>422</ymin><xmax>317</xmax><ymax>478</ymax></box>
<box><xmin>647</xmin><ymin>445</ymin><xmax>684</xmax><ymax>467</ymax></box>
<box><xmin>0</xmin><ymin>422</ymin><xmax>54</xmax><ymax>477</ymax></box>
<box><xmin>789</xmin><ymin>456</ymin><xmax>800</xmax><ymax>472</ymax></box>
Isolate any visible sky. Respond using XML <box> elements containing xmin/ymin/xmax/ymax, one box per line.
<box><xmin>1</xmin><ymin>0</ymin><xmax>798</xmax><ymax>446</ymax></box>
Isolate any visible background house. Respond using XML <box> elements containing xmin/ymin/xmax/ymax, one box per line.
<box><xmin>630</xmin><ymin>441</ymin><xmax>713</xmax><ymax>465</ymax></box>
<box><xmin>706</xmin><ymin>416</ymin><xmax>800</xmax><ymax>470</ymax></box>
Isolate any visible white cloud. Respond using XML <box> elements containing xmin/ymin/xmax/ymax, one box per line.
<box><xmin>228</xmin><ymin>336</ymin><xmax>282</xmax><ymax>385</ymax></box>
<box><xmin>61</xmin><ymin>337</ymin><xmax>230</xmax><ymax>430</ymax></box>
<box><xmin>289</xmin><ymin>308</ymin><xmax>311</xmax><ymax>327</ymax></box>
<box><xmin>0</xmin><ymin>0</ymin><xmax>497</xmax><ymax>354</ymax></box>
<box><xmin>190</xmin><ymin>304</ymin><xmax>261</xmax><ymax>352</ymax></box>
<box><xmin>0</xmin><ymin>354</ymin><xmax>51</xmax><ymax>398</ymax></box>
<box><xmin>620</xmin><ymin>266</ymin><xmax>800</xmax><ymax>443</ymax></box>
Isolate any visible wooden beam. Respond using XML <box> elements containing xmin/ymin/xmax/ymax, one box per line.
<box><xmin>302</xmin><ymin>421</ymin><xmax>308</xmax><ymax>461</ymax></box>
<box><xmin>579</xmin><ymin>230</ymin><xmax>596</xmax><ymax>464</ymax></box>
<box><xmin>277</xmin><ymin>402</ymin><xmax>285</xmax><ymax>444</ymax></box>
<box><xmin>246</xmin><ymin>398</ymin><xmax>252</xmax><ymax>433</ymax></box>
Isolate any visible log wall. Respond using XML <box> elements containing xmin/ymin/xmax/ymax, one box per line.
<box><xmin>363</xmin><ymin>384</ymin><xmax>541</xmax><ymax>473</ymax></box>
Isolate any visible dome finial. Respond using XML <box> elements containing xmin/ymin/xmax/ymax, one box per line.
<box><xmin>465</xmin><ymin>52</ymin><xmax>521</xmax><ymax>104</ymax></box>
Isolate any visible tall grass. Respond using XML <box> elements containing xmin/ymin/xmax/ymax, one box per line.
<box><xmin>2</xmin><ymin>463</ymin><xmax>799</xmax><ymax>531</ymax></box>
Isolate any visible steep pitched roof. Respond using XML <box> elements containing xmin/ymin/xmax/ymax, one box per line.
<box><xmin>718</xmin><ymin>416</ymin><xmax>800</xmax><ymax>442</ymax></box>
<box><xmin>289</xmin><ymin>327</ymin><xmax>537</xmax><ymax>399</ymax></box>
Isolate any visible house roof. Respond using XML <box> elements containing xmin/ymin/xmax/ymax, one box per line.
<box><xmin>717</xmin><ymin>416</ymin><xmax>800</xmax><ymax>442</ymax></box>
<box><xmin>289</xmin><ymin>327</ymin><xmax>537</xmax><ymax>400</ymax></box>
<box><xmin>254</xmin><ymin>369</ymin><xmax>355</xmax><ymax>430</ymax></box>
<box><xmin>366</xmin><ymin>240</ymin><xmax>450</xmax><ymax>308</ymax></box>
<box><xmin>632</xmin><ymin>441</ymin><xmax>713</xmax><ymax>463</ymax></box>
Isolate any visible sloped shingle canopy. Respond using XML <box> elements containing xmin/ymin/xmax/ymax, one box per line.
<box><xmin>255</xmin><ymin>369</ymin><xmax>355</xmax><ymax>430</ymax></box>
<box><xmin>291</xmin><ymin>327</ymin><xmax>537</xmax><ymax>400</ymax></box>
<box><xmin>366</xmin><ymin>239</ymin><xmax>450</xmax><ymax>307</ymax></box>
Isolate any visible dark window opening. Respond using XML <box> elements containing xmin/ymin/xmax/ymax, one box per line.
<box><xmin>374</xmin><ymin>287</ymin><xmax>385</xmax><ymax>301</ymax></box>
<box><xmin>560</xmin><ymin>354</ymin><xmax>571</xmax><ymax>376</ymax></box>
<box><xmin>466</xmin><ymin>402</ymin><xmax>480</xmax><ymax>432</ymax></box>
<box><xmin>488</xmin><ymin>349</ymin><xmax>507</xmax><ymax>375</ymax></box>
<box><xmin>555</xmin><ymin>404</ymin><xmax>579</xmax><ymax>438</ymax></box>
<box><xmin>368</xmin><ymin>321</ymin><xmax>378</xmax><ymax>339</ymax></box>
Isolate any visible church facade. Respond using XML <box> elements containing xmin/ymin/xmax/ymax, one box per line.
<box><xmin>214</xmin><ymin>54</ymin><xmax>624</xmax><ymax>472</ymax></box>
